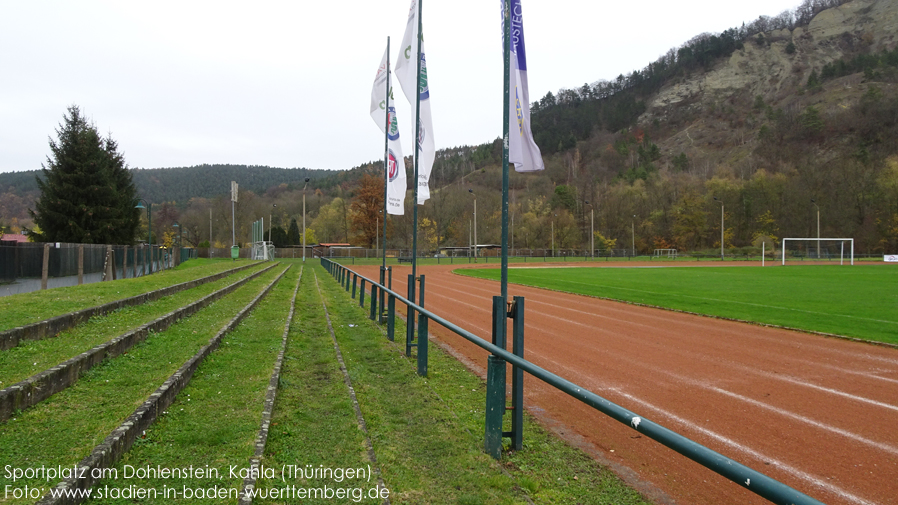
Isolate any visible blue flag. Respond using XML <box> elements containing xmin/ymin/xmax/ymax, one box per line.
<box><xmin>503</xmin><ymin>0</ymin><xmax>544</xmax><ymax>172</ymax></box>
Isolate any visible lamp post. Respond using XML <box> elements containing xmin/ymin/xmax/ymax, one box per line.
<box><xmin>469</xmin><ymin>189</ymin><xmax>477</xmax><ymax>258</ymax></box>
<box><xmin>552</xmin><ymin>214</ymin><xmax>558</xmax><ymax>258</ymax></box>
<box><xmin>585</xmin><ymin>201</ymin><xmax>594</xmax><ymax>259</ymax></box>
<box><xmin>269</xmin><ymin>204</ymin><xmax>276</xmax><ymax>244</ymax></box>
<box><xmin>376</xmin><ymin>210</ymin><xmax>383</xmax><ymax>255</ymax></box>
<box><xmin>135</xmin><ymin>199</ymin><xmax>152</xmax><ymax>275</ymax></box>
<box><xmin>172</xmin><ymin>222</ymin><xmax>182</xmax><ymax>267</ymax></box>
<box><xmin>302</xmin><ymin>178</ymin><xmax>310</xmax><ymax>262</ymax></box>
<box><xmin>713</xmin><ymin>197</ymin><xmax>725</xmax><ymax>260</ymax></box>
<box><xmin>811</xmin><ymin>199</ymin><xmax>820</xmax><ymax>259</ymax></box>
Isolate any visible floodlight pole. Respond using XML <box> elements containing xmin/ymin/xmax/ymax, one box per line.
<box><xmin>469</xmin><ymin>189</ymin><xmax>477</xmax><ymax>259</ymax></box>
<box><xmin>135</xmin><ymin>199</ymin><xmax>152</xmax><ymax>275</ymax></box>
<box><xmin>811</xmin><ymin>199</ymin><xmax>820</xmax><ymax>259</ymax></box>
<box><xmin>302</xmin><ymin>178</ymin><xmax>309</xmax><ymax>262</ymax></box>
<box><xmin>586</xmin><ymin>201</ymin><xmax>594</xmax><ymax>258</ymax></box>
<box><xmin>714</xmin><ymin>197</ymin><xmax>724</xmax><ymax>260</ymax></box>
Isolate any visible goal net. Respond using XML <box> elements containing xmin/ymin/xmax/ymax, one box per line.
<box><xmin>653</xmin><ymin>248</ymin><xmax>677</xmax><ymax>258</ymax></box>
<box><xmin>780</xmin><ymin>238</ymin><xmax>854</xmax><ymax>265</ymax></box>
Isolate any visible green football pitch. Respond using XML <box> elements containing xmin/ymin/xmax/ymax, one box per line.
<box><xmin>458</xmin><ymin>264</ymin><xmax>898</xmax><ymax>345</ymax></box>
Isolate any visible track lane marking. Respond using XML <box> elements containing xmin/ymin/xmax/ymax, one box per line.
<box><xmin>609</xmin><ymin>389</ymin><xmax>879</xmax><ymax>505</ymax></box>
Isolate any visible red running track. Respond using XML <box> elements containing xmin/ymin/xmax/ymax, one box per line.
<box><xmin>350</xmin><ymin>262</ymin><xmax>898</xmax><ymax>505</ymax></box>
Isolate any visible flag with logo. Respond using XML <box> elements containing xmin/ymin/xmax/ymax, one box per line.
<box><xmin>371</xmin><ymin>46</ymin><xmax>407</xmax><ymax>216</ymax></box>
<box><xmin>503</xmin><ymin>0</ymin><xmax>544</xmax><ymax>172</ymax></box>
<box><xmin>395</xmin><ymin>0</ymin><xmax>435</xmax><ymax>204</ymax></box>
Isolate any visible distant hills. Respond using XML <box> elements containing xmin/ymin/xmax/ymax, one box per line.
<box><xmin>1</xmin><ymin>164</ymin><xmax>336</xmax><ymax>204</ymax></box>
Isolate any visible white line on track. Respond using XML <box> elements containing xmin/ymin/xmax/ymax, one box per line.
<box><xmin>708</xmin><ymin>386</ymin><xmax>898</xmax><ymax>457</ymax></box>
<box><xmin>610</xmin><ymin>389</ymin><xmax>879</xmax><ymax>505</ymax></box>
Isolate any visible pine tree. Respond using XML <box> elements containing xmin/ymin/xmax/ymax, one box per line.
<box><xmin>30</xmin><ymin>106</ymin><xmax>141</xmax><ymax>244</ymax></box>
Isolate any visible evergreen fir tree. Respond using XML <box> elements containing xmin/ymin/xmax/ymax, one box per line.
<box><xmin>287</xmin><ymin>217</ymin><xmax>300</xmax><ymax>245</ymax></box>
<box><xmin>30</xmin><ymin>106</ymin><xmax>140</xmax><ymax>244</ymax></box>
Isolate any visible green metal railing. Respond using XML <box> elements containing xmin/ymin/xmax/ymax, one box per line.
<box><xmin>320</xmin><ymin>257</ymin><xmax>825</xmax><ymax>505</ymax></box>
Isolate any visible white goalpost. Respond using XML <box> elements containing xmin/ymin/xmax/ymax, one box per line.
<box><xmin>781</xmin><ymin>238</ymin><xmax>854</xmax><ymax>265</ymax></box>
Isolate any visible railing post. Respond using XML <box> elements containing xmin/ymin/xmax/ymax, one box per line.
<box><xmin>484</xmin><ymin>295</ymin><xmax>507</xmax><ymax>458</ymax></box>
<box><xmin>379</xmin><ymin>267</ymin><xmax>386</xmax><ymax>323</ymax></box>
<box><xmin>360</xmin><ymin>279</ymin><xmax>366</xmax><ymax>308</ymax></box>
<box><xmin>369</xmin><ymin>284</ymin><xmax>378</xmax><ymax>320</ymax></box>
<box><xmin>352</xmin><ymin>273</ymin><xmax>357</xmax><ymax>299</ymax></box>
<box><xmin>417</xmin><ymin>275</ymin><xmax>427</xmax><ymax>377</ymax></box>
<box><xmin>484</xmin><ymin>354</ymin><xmax>505</xmax><ymax>459</ymax></box>
<box><xmin>511</xmin><ymin>296</ymin><xmax>525</xmax><ymax>451</ymax></box>
<box><xmin>406</xmin><ymin>274</ymin><xmax>415</xmax><ymax>357</ymax></box>
<box><xmin>387</xmin><ymin>294</ymin><xmax>395</xmax><ymax>342</ymax></box>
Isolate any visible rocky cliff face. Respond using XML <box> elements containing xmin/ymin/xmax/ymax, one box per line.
<box><xmin>641</xmin><ymin>0</ymin><xmax>898</xmax><ymax>165</ymax></box>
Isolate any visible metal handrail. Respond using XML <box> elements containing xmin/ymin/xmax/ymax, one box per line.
<box><xmin>320</xmin><ymin>258</ymin><xmax>825</xmax><ymax>505</ymax></box>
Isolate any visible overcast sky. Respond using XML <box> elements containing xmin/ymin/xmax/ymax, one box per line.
<box><xmin>0</xmin><ymin>0</ymin><xmax>801</xmax><ymax>174</ymax></box>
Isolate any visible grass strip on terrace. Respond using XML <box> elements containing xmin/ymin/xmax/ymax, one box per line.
<box><xmin>0</xmin><ymin>266</ymin><xmax>287</xmax><ymax>503</ymax></box>
<box><xmin>459</xmin><ymin>264</ymin><xmax>898</xmax><ymax>345</ymax></box>
<box><xmin>0</xmin><ymin>258</ymin><xmax>260</xmax><ymax>332</ymax></box>
<box><xmin>252</xmin><ymin>267</ymin><xmax>376</xmax><ymax>504</ymax></box>
<box><xmin>82</xmin><ymin>266</ymin><xmax>301</xmax><ymax>503</ymax></box>
<box><xmin>253</xmin><ymin>263</ymin><xmax>649</xmax><ymax>504</ymax></box>
<box><xmin>0</xmin><ymin>263</ymin><xmax>271</xmax><ymax>386</ymax></box>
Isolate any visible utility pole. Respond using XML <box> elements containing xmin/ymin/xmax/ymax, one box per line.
<box><xmin>302</xmin><ymin>178</ymin><xmax>310</xmax><ymax>262</ymax></box>
<box><xmin>714</xmin><ymin>197</ymin><xmax>724</xmax><ymax>260</ymax></box>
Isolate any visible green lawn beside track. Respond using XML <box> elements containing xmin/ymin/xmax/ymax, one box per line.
<box><xmin>84</xmin><ymin>266</ymin><xmax>301</xmax><ymax>504</ymax></box>
<box><xmin>458</xmin><ymin>264</ymin><xmax>898</xmax><ymax>345</ymax></box>
<box><xmin>0</xmin><ymin>264</ymin><xmax>270</xmax><ymax>386</ymax></box>
<box><xmin>0</xmin><ymin>266</ymin><xmax>286</xmax><ymax>504</ymax></box>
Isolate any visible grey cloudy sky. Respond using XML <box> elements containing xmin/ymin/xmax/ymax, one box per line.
<box><xmin>0</xmin><ymin>0</ymin><xmax>800</xmax><ymax>174</ymax></box>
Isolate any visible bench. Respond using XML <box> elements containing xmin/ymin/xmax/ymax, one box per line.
<box><xmin>398</xmin><ymin>257</ymin><xmax>413</xmax><ymax>264</ymax></box>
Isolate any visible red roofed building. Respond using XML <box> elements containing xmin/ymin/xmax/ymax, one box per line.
<box><xmin>0</xmin><ymin>233</ymin><xmax>28</xmax><ymax>243</ymax></box>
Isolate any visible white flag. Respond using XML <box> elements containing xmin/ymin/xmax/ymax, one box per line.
<box><xmin>371</xmin><ymin>46</ymin><xmax>407</xmax><ymax>216</ymax></box>
<box><xmin>395</xmin><ymin>0</ymin><xmax>435</xmax><ymax>204</ymax></box>
<box><xmin>503</xmin><ymin>0</ymin><xmax>544</xmax><ymax>172</ymax></box>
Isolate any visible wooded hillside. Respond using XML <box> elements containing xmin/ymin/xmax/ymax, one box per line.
<box><xmin>3</xmin><ymin>0</ymin><xmax>896</xmax><ymax>255</ymax></box>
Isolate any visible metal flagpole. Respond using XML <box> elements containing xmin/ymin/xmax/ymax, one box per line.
<box><xmin>501</xmin><ymin>0</ymin><xmax>510</xmax><ymax>302</ymax></box>
<box><xmin>383</xmin><ymin>37</ymin><xmax>390</xmax><ymax>277</ymax></box>
<box><xmin>410</xmin><ymin>0</ymin><xmax>423</xmax><ymax>309</ymax></box>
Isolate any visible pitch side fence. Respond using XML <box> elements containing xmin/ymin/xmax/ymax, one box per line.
<box><xmin>0</xmin><ymin>242</ymin><xmax>198</xmax><ymax>296</ymax></box>
<box><xmin>321</xmin><ymin>257</ymin><xmax>825</xmax><ymax>505</ymax></box>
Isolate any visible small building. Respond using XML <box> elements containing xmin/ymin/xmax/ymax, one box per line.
<box><xmin>313</xmin><ymin>243</ymin><xmax>351</xmax><ymax>258</ymax></box>
<box><xmin>0</xmin><ymin>233</ymin><xmax>28</xmax><ymax>244</ymax></box>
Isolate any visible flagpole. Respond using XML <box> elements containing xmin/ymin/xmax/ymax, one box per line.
<box><xmin>501</xmin><ymin>1</ymin><xmax>510</xmax><ymax>302</ymax></box>
<box><xmin>382</xmin><ymin>36</ymin><xmax>390</xmax><ymax>274</ymax></box>
<box><xmin>411</xmin><ymin>0</ymin><xmax>422</xmax><ymax>292</ymax></box>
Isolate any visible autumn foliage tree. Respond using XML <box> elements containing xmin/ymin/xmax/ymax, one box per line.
<box><xmin>349</xmin><ymin>174</ymin><xmax>384</xmax><ymax>248</ymax></box>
